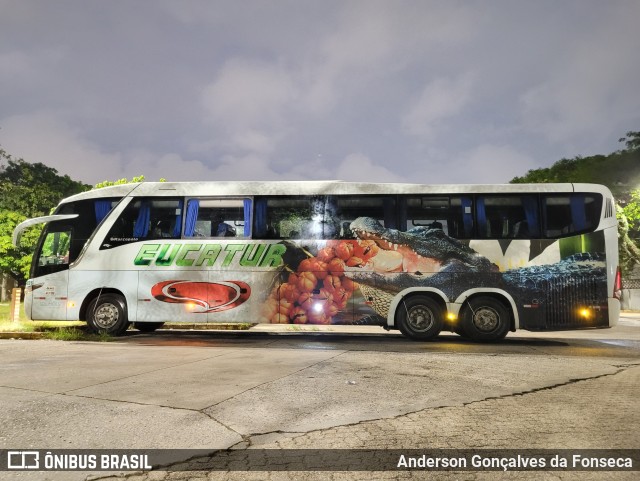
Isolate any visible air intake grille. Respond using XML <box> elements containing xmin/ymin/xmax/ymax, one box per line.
<box><xmin>604</xmin><ymin>198</ymin><xmax>614</xmax><ymax>218</ymax></box>
<box><xmin>543</xmin><ymin>273</ymin><xmax>607</xmax><ymax>329</ymax></box>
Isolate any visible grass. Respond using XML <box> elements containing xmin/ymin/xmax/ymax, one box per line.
<box><xmin>0</xmin><ymin>302</ymin><xmax>109</xmax><ymax>341</ymax></box>
<box><xmin>41</xmin><ymin>327</ymin><xmax>86</xmax><ymax>341</ymax></box>
<box><xmin>41</xmin><ymin>327</ymin><xmax>114</xmax><ymax>342</ymax></box>
<box><xmin>1</xmin><ymin>302</ymin><xmax>255</xmax><ymax>340</ymax></box>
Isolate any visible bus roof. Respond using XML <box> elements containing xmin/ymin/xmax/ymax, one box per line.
<box><xmin>60</xmin><ymin>181</ymin><xmax>614</xmax><ymax>204</ymax></box>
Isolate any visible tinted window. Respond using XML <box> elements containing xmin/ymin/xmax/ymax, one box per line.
<box><xmin>542</xmin><ymin>194</ymin><xmax>602</xmax><ymax>238</ymax></box>
<box><xmin>184</xmin><ymin>198</ymin><xmax>250</xmax><ymax>238</ymax></box>
<box><xmin>32</xmin><ymin>198</ymin><xmax>120</xmax><ymax>277</ymax></box>
<box><xmin>253</xmin><ymin>196</ymin><xmax>396</xmax><ymax>240</ymax></box>
<box><xmin>102</xmin><ymin>198</ymin><xmax>183</xmax><ymax>248</ymax></box>
<box><xmin>476</xmin><ymin>195</ymin><xmax>540</xmax><ymax>239</ymax></box>
<box><xmin>402</xmin><ymin>196</ymin><xmax>473</xmax><ymax>238</ymax></box>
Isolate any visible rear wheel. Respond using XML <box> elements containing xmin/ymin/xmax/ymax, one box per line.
<box><xmin>86</xmin><ymin>294</ymin><xmax>130</xmax><ymax>336</ymax></box>
<box><xmin>396</xmin><ymin>295</ymin><xmax>443</xmax><ymax>341</ymax></box>
<box><xmin>460</xmin><ymin>296</ymin><xmax>510</xmax><ymax>342</ymax></box>
<box><xmin>133</xmin><ymin>322</ymin><xmax>165</xmax><ymax>333</ymax></box>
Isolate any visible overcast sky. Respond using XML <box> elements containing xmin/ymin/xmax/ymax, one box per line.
<box><xmin>1</xmin><ymin>0</ymin><xmax>639</xmax><ymax>186</ymax></box>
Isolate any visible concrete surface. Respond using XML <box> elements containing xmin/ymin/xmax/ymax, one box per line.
<box><xmin>0</xmin><ymin>315</ymin><xmax>639</xmax><ymax>481</ymax></box>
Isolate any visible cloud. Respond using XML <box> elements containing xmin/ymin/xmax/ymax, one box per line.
<box><xmin>0</xmin><ymin>112</ymin><xmax>123</xmax><ymax>182</ymax></box>
<box><xmin>402</xmin><ymin>74</ymin><xmax>475</xmax><ymax>138</ymax></box>
<box><xmin>0</xmin><ymin>112</ymin><xmax>213</xmax><ymax>184</ymax></box>
<box><xmin>1</xmin><ymin>1</ymin><xmax>638</xmax><ymax>188</ymax></box>
<box><xmin>519</xmin><ymin>1</ymin><xmax>640</xmax><ymax>145</ymax></box>
<box><xmin>202</xmin><ymin>58</ymin><xmax>295</xmax><ymax>131</ymax></box>
<box><xmin>447</xmin><ymin>144</ymin><xmax>539</xmax><ymax>184</ymax></box>
<box><xmin>0</xmin><ymin>51</ymin><xmax>33</xmax><ymax>79</ymax></box>
<box><xmin>335</xmin><ymin>153</ymin><xmax>408</xmax><ymax>183</ymax></box>
<box><xmin>200</xmin><ymin>58</ymin><xmax>299</xmax><ymax>158</ymax></box>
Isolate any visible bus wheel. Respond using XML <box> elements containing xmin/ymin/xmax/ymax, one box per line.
<box><xmin>397</xmin><ymin>295</ymin><xmax>443</xmax><ymax>341</ymax></box>
<box><xmin>133</xmin><ymin>322</ymin><xmax>165</xmax><ymax>333</ymax></box>
<box><xmin>461</xmin><ymin>296</ymin><xmax>510</xmax><ymax>342</ymax></box>
<box><xmin>86</xmin><ymin>294</ymin><xmax>130</xmax><ymax>336</ymax></box>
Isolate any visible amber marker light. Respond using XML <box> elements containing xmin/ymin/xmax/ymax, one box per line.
<box><xmin>67</xmin><ymin>301</ymin><xmax>76</xmax><ymax>308</ymax></box>
<box><xmin>579</xmin><ymin>308</ymin><xmax>591</xmax><ymax>320</ymax></box>
<box><xmin>446</xmin><ymin>312</ymin><xmax>457</xmax><ymax>322</ymax></box>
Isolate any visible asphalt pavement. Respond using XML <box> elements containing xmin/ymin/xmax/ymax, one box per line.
<box><xmin>0</xmin><ymin>314</ymin><xmax>639</xmax><ymax>481</ymax></box>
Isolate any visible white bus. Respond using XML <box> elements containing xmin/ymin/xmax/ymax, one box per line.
<box><xmin>13</xmin><ymin>181</ymin><xmax>621</xmax><ymax>341</ymax></box>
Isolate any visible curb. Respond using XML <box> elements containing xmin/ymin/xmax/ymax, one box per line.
<box><xmin>0</xmin><ymin>332</ymin><xmax>45</xmax><ymax>340</ymax></box>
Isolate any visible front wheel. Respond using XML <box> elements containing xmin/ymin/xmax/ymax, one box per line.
<box><xmin>86</xmin><ymin>294</ymin><xmax>130</xmax><ymax>336</ymax></box>
<box><xmin>460</xmin><ymin>296</ymin><xmax>510</xmax><ymax>342</ymax></box>
<box><xmin>396</xmin><ymin>295</ymin><xmax>443</xmax><ymax>341</ymax></box>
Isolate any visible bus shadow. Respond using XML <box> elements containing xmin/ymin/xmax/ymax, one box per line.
<box><xmin>118</xmin><ymin>329</ymin><xmax>573</xmax><ymax>353</ymax></box>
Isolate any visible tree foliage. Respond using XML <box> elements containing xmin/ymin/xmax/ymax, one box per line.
<box><xmin>0</xmin><ymin>149</ymin><xmax>90</xmax><ymax>282</ymax></box>
<box><xmin>511</xmin><ymin>131</ymin><xmax>640</xmax><ymax>276</ymax></box>
<box><xmin>618</xmin><ymin>131</ymin><xmax>640</xmax><ymax>152</ymax></box>
<box><xmin>0</xmin><ymin>211</ymin><xmax>42</xmax><ymax>281</ymax></box>
<box><xmin>94</xmin><ymin>175</ymin><xmax>165</xmax><ymax>189</ymax></box>
<box><xmin>511</xmin><ymin>132</ymin><xmax>640</xmax><ymax>200</ymax></box>
<box><xmin>0</xmin><ymin>149</ymin><xmax>90</xmax><ymax>217</ymax></box>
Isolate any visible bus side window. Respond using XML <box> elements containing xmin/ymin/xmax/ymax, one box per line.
<box><xmin>253</xmin><ymin>196</ymin><xmax>396</xmax><ymax>240</ymax></box>
<box><xmin>332</xmin><ymin>196</ymin><xmax>396</xmax><ymax>239</ymax></box>
<box><xmin>102</xmin><ymin>198</ymin><xmax>182</xmax><ymax>248</ymax></box>
<box><xmin>403</xmin><ymin>196</ymin><xmax>460</xmax><ymax>237</ymax></box>
<box><xmin>404</xmin><ymin>196</ymin><xmax>473</xmax><ymax>238</ymax></box>
<box><xmin>184</xmin><ymin>198</ymin><xmax>249</xmax><ymax>238</ymax></box>
<box><xmin>401</xmin><ymin>196</ymin><xmax>450</xmax><ymax>235</ymax></box>
<box><xmin>542</xmin><ymin>194</ymin><xmax>602</xmax><ymax>238</ymax></box>
<box><xmin>476</xmin><ymin>195</ymin><xmax>540</xmax><ymax>239</ymax></box>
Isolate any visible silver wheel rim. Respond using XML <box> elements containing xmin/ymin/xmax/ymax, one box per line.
<box><xmin>407</xmin><ymin>305</ymin><xmax>435</xmax><ymax>332</ymax></box>
<box><xmin>473</xmin><ymin>306</ymin><xmax>499</xmax><ymax>332</ymax></box>
<box><xmin>94</xmin><ymin>303</ymin><xmax>120</xmax><ymax>329</ymax></box>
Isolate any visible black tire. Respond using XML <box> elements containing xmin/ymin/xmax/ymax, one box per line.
<box><xmin>133</xmin><ymin>322</ymin><xmax>165</xmax><ymax>333</ymax></box>
<box><xmin>396</xmin><ymin>295</ymin><xmax>443</xmax><ymax>341</ymax></box>
<box><xmin>460</xmin><ymin>296</ymin><xmax>510</xmax><ymax>342</ymax></box>
<box><xmin>86</xmin><ymin>294</ymin><xmax>130</xmax><ymax>336</ymax></box>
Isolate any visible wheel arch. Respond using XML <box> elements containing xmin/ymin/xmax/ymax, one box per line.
<box><xmin>453</xmin><ymin>288</ymin><xmax>519</xmax><ymax>331</ymax></box>
<box><xmin>387</xmin><ymin>287</ymin><xmax>450</xmax><ymax>328</ymax></box>
<box><xmin>80</xmin><ymin>287</ymin><xmax>128</xmax><ymax>321</ymax></box>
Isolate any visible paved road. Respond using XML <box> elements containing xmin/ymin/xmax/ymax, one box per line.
<box><xmin>1</xmin><ymin>315</ymin><xmax>639</xmax><ymax>481</ymax></box>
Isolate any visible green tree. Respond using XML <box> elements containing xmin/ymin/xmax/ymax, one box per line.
<box><xmin>94</xmin><ymin>175</ymin><xmax>165</xmax><ymax>189</ymax></box>
<box><xmin>511</xmin><ymin>131</ymin><xmax>640</xmax><ymax>275</ymax></box>
<box><xmin>0</xmin><ymin>149</ymin><xmax>90</xmax><ymax>217</ymax></box>
<box><xmin>618</xmin><ymin>131</ymin><xmax>640</xmax><ymax>152</ymax></box>
<box><xmin>511</xmin><ymin>133</ymin><xmax>640</xmax><ymax>200</ymax></box>
<box><xmin>0</xmin><ymin>211</ymin><xmax>43</xmax><ymax>282</ymax></box>
<box><xmin>0</xmin><ymin>149</ymin><xmax>90</xmax><ymax>283</ymax></box>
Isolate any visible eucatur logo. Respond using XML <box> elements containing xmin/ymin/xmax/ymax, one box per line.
<box><xmin>151</xmin><ymin>280</ymin><xmax>251</xmax><ymax>313</ymax></box>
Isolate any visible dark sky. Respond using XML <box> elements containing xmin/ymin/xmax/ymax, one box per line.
<box><xmin>1</xmin><ymin>0</ymin><xmax>639</xmax><ymax>185</ymax></box>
